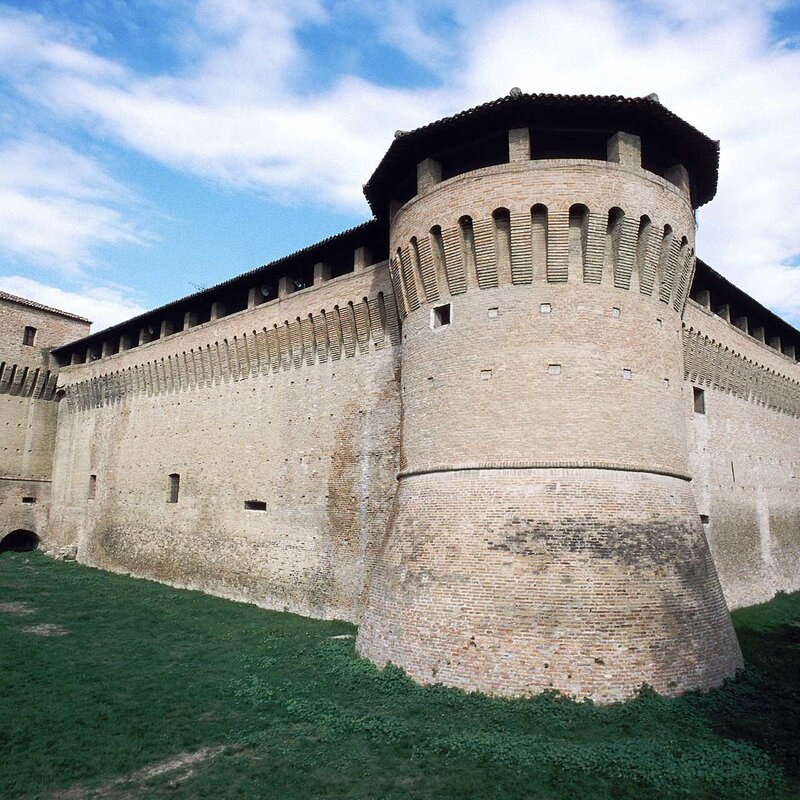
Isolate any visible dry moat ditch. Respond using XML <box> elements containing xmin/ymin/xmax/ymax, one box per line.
<box><xmin>1</xmin><ymin>550</ymin><xmax>798</xmax><ymax>800</ymax></box>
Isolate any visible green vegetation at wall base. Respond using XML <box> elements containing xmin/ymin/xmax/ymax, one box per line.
<box><xmin>1</xmin><ymin>552</ymin><xmax>797</xmax><ymax>799</ymax></box>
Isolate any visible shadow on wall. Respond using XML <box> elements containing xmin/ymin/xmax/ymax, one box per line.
<box><xmin>0</xmin><ymin>530</ymin><xmax>39</xmax><ymax>553</ymax></box>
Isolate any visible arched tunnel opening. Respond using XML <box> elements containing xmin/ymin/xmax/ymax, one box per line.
<box><xmin>0</xmin><ymin>530</ymin><xmax>39</xmax><ymax>553</ymax></box>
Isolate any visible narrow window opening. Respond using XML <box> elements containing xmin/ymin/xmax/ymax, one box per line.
<box><xmin>21</xmin><ymin>496</ymin><xmax>35</xmax><ymax>505</ymax></box>
<box><xmin>88</xmin><ymin>474</ymin><xmax>97</xmax><ymax>500</ymax></box>
<box><xmin>245</xmin><ymin>500</ymin><xmax>267</xmax><ymax>511</ymax></box>
<box><xmin>458</xmin><ymin>215</ymin><xmax>477</xmax><ymax>283</ymax></box>
<box><xmin>656</xmin><ymin>318</ymin><xmax>663</xmax><ymax>329</ymax></box>
<box><xmin>612</xmin><ymin>307</ymin><xmax>621</xmax><ymax>318</ymax></box>
<box><xmin>23</xmin><ymin>326</ymin><xmax>37</xmax><ymax>346</ymax></box>
<box><xmin>622</xmin><ymin>368</ymin><xmax>632</xmax><ymax>380</ymax></box>
<box><xmin>431</xmin><ymin>303</ymin><xmax>451</xmax><ymax>329</ymax></box>
<box><xmin>693</xmin><ymin>386</ymin><xmax>705</xmax><ymax>414</ymax></box>
<box><xmin>731</xmin><ymin>461</ymin><xmax>736</xmax><ymax>483</ymax></box>
<box><xmin>167</xmin><ymin>473</ymin><xmax>180</xmax><ymax>504</ymax></box>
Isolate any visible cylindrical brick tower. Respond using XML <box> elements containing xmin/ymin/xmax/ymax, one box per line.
<box><xmin>356</xmin><ymin>93</ymin><xmax>743</xmax><ymax>701</ymax></box>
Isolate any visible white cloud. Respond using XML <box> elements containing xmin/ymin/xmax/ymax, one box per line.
<box><xmin>0</xmin><ymin>275</ymin><xmax>147</xmax><ymax>332</ymax></box>
<box><xmin>0</xmin><ymin>0</ymin><xmax>798</xmax><ymax>322</ymax></box>
<box><xmin>0</xmin><ymin>137</ymin><xmax>150</xmax><ymax>274</ymax></box>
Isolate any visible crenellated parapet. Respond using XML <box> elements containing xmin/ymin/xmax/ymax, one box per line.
<box><xmin>389</xmin><ymin>193</ymin><xmax>695</xmax><ymax>319</ymax></box>
<box><xmin>61</xmin><ymin>291</ymin><xmax>401</xmax><ymax>412</ymax></box>
<box><xmin>0</xmin><ymin>362</ymin><xmax>59</xmax><ymax>401</ymax></box>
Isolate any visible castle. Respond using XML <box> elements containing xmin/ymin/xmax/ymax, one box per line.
<box><xmin>2</xmin><ymin>92</ymin><xmax>799</xmax><ymax>702</ymax></box>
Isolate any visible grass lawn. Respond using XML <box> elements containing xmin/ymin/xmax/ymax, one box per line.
<box><xmin>1</xmin><ymin>552</ymin><xmax>798</xmax><ymax>799</ymax></box>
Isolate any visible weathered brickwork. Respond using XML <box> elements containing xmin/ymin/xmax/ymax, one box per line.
<box><xmin>357</xmin><ymin>153</ymin><xmax>745</xmax><ymax>700</ymax></box>
<box><xmin>359</xmin><ymin>469</ymin><xmax>739</xmax><ymax>702</ymax></box>
<box><xmin>683</xmin><ymin>301</ymin><xmax>800</xmax><ymax>608</ymax></box>
<box><xmin>49</xmin><ymin>267</ymin><xmax>401</xmax><ymax>621</ymax></box>
<box><xmin>0</xmin><ymin>293</ymin><xmax>90</xmax><ymax>548</ymax></box>
<box><xmin>4</xmin><ymin>92</ymin><xmax>797</xmax><ymax>702</ymax></box>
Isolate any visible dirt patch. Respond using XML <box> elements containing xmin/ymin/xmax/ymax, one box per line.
<box><xmin>45</xmin><ymin>746</ymin><xmax>227</xmax><ymax>799</ymax></box>
<box><xmin>21</xmin><ymin>623</ymin><xmax>68</xmax><ymax>637</ymax></box>
<box><xmin>0</xmin><ymin>601</ymin><xmax>36</xmax><ymax>616</ymax></box>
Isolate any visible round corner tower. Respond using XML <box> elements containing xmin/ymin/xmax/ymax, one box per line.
<box><xmin>356</xmin><ymin>92</ymin><xmax>743</xmax><ymax>701</ymax></box>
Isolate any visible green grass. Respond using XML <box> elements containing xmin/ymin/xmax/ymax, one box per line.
<box><xmin>1</xmin><ymin>552</ymin><xmax>798</xmax><ymax>799</ymax></box>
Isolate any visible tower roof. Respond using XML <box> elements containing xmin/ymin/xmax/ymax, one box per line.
<box><xmin>363</xmin><ymin>92</ymin><xmax>719</xmax><ymax>214</ymax></box>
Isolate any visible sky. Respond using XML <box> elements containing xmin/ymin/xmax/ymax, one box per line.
<box><xmin>0</xmin><ymin>0</ymin><xmax>799</xmax><ymax>332</ymax></box>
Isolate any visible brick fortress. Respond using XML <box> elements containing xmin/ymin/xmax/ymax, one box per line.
<box><xmin>2</xmin><ymin>92</ymin><xmax>799</xmax><ymax>701</ymax></box>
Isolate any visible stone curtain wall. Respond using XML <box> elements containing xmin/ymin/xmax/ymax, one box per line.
<box><xmin>683</xmin><ymin>301</ymin><xmax>800</xmax><ymax>608</ymax></box>
<box><xmin>48</xmin><ymin>266</ymin><xmax>401</xmax><ymax>622</ymax></box>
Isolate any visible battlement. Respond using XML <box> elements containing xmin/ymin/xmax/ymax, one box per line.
<box><xmin>53</xmin><ymin>221</ymin><xmax>389</xmax><ymax>368</ymax></box>
<box><xmin>389</xmin><ymin>189</ymin><xmax>695</xmax><ymax>319</ymax></box>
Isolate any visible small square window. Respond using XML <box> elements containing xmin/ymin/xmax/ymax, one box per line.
<box><xmin>244</xmin><ymin>500</ymin><xmax>267</xmax><ymax>511</ymax></box>
<box><xmin>700</xmin><ymin>514</ymin><xmax>710</xmax><ymax>525</ymax></box>
<box><xmin>21</xmin><ymin>496</ymin><xmax>35</xmax><ymax>505</ymax></box>
<box><xmin>622</xmin><ymin>368</ymin><xmax>632</xmax><ymax>380</ymax></box>
<box><xmin>693</xmin><ymin>386</ymin><xmax>705</xmax><ymax>414</ymax></box>
<box><xmin>548</xmin><ymin>364</ymin><xmax>561</xmax><ymax>376</ymax></box>
<box><xmin>431</xmin><ymin>303</ymin><xmax>451</xmax><ymax>328</ymax></box>
<box><xmin>23</xmin><ymin>326</ymin><xmax>37</xmax><ymax>346</ymax></box>
<box><xmin>612</xmin><ymin>307</ymin><xmax>621</xmax><ymax>318</ymax></box>
<box><xmin>540</xmin><ymin>303</ymin><xmax>552</xmax><ymax>314</ymax></box>
<box><xmin>487</xmin><ymin>307</ymin><xmax>499</xmax><ymax>319</ymax></box>
<box><xmin>480</xmin><ymin>369</ymin><xmax>492</xmax><ymax>380</ymax></box>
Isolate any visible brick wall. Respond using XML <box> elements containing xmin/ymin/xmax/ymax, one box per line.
<box><xmin>48</xmin><ymin>265</ymin><xmax>401</xmax><ymax>622</ymax></box>
<box><xmin>683</xmin><ymin>301</ymin><xmax>800</xmax><ymax>608</ymax></box>
<box><xmin>0</xmin><ymin>295</ymin><xmax>89</xmax><ymax>545</ymax></box>
<box><xmin>357</xmin><ymin>157</ymin><xmax>743</xmax><ymax>700</ymax></box>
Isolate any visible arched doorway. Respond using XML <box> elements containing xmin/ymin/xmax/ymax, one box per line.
<box><xmin>0</xmin><ymin>529</ymin><xmax>39</xmax><ymax>553</ymax></box>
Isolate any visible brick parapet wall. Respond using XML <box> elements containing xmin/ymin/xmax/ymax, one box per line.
<box><xmin>57</xmin><ymin>267</ymin><xmax>400</xmax><ymax>412</ymax></box>
<box><xmin>389</xmin><ymin>159</ymin><xmax>696</xmax><ymax>320</ymax></box>
<box><xmin>683</xmin><ymin>301</ymin><xmax>800</xmax><ymax>416</ymax></box>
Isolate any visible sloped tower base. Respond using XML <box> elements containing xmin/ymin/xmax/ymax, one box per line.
<box><xmin>357</xmin><ymin>468</ymin><xmax>743</xmax><ymax>702</ymax></box>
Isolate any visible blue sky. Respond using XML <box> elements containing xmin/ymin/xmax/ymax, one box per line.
<box><xmin>0</xmin><ymin>0</ymin><xmax>798</xmax><ymax>330</ymax></box>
